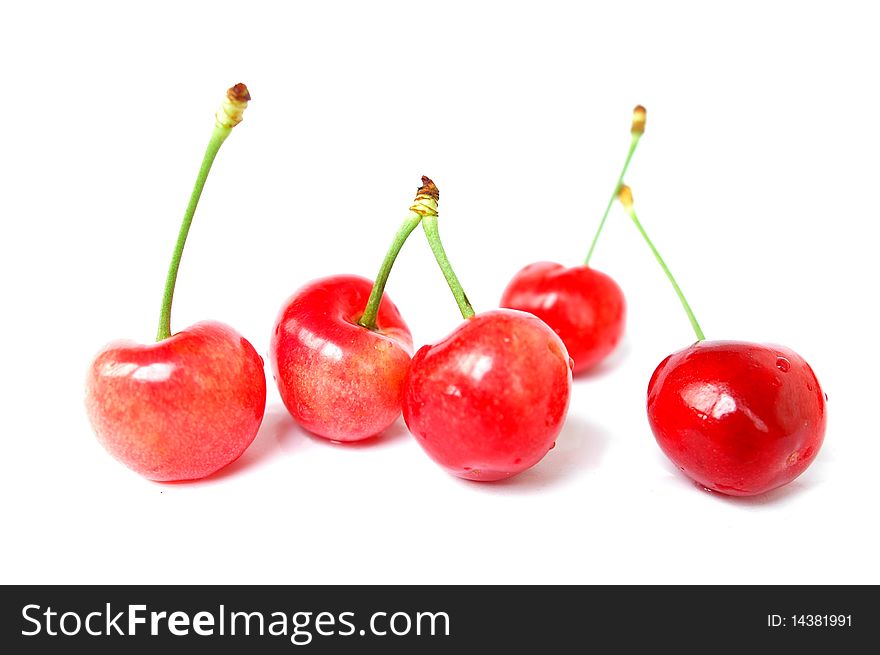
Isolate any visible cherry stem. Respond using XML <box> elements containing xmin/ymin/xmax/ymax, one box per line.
<box><xmin>156</xmin><ymin>84</ymin><xmax>250</xmax><ymax>341</ymax></box>
<box><xmin>584</xmin><ymin>105</ymin><xmax>647</xmax><ymax>266</ymax></box>
<box><xmin>418</xmin><ymin>177</ymin><xmax>476</xmax><ymax>320</ymax></box>
<box><xmin>358</xmin><ymin>181</ymin><xmax>437</xmax><ymax>330</ymax></box>
<box><xmin>156</xmin><ymin>128</ymin><xmax>228</xmax><ymax>340</ymax></box>
<box><xmin>618</xmin><ymin>185</ymin><xmax>705</xmax><ymax>342</ymax></box>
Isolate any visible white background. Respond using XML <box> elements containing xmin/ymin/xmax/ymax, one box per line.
<box><xmin>2</xmin><ymin>1</ymin><xmax>878</xmax><ymax>585</ymax></box>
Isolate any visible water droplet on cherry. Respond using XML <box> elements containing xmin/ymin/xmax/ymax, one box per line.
<box><xmin>775</xmin><ymin>356</ymin><xmax>790</xmax><ymax>373</ymax></box>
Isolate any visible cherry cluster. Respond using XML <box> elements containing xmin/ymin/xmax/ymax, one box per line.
<box><xmin>85</xmin><ymin>84</ymin><xmax>826</xmax><ymax>497</ymax></box>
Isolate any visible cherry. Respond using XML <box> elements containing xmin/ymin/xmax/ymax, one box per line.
<box><xmin>501</xmin><ymin>106</ymin><xmax>645</xmax><ymax>373</ymax></box>
<box><xmin>501</xmin><ymin>263</ymin><xmax>625</xmax><ymax>373</ymax></box>
<box><xmin>648</xmin><ymin>341</ymin><xmax>826</xmax><ymax>496</ymax></box>
<box><xmin>86</xmin><ymin>84</ymin><xmax>267</xmax><ymax>481</ymax></box>
<box><xmin>268</xmin><ymin>179</ymin><xmax>437</xmax><ymax>441</ymax></box>
<box><xmin>270</xmin><ymin>275</ymin><xmax>412</xmax><ymax>441</ymax></box>
<box><xmin>616</xmin><ymin>185</ymin><xmax>826</xmax><ymax>496</ymax></box>
<box><xmin>402</xmin><ymin>180</ymin><xmax>573</xmax><ymax>481</ymax></box>
<box><xmin>87</xmin><ymin>322</ymin><xmax>266</xmax><ymax>481</ymax></box>
<box><xmin>404</xmin><ymin>310</ymin><xmax>572</xmax><ymax>481</ymax></box>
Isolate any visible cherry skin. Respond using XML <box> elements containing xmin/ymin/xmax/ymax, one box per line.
<box><xmin>86</xmin><ymin>321</ymin><xmax>267</xmax><ymax>481</ymax></box>
<box><xmin>270</xmin><ymin>274</ymin><xmax>413</xmax><ymax>442</ymax></box>
<box><xmin>402</xmin><ymin>309</ymin><xmax>572</xmax><ymax>481</ymax></box>
<box><xmin>647</xmin><ymin>340</ymin><xmax>826</xmax><ymax>496</ymax></box>
<box><xmin>501</xmin><ymin>262</ymin><xmax>626</xmax><ymax>374</ymax></box>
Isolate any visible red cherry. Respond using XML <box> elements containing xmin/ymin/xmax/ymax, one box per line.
<box><xmin>647</xmin><ymin>340</ymin><xmax>826</xmax><ymax>496</ymax></box>
<box><xmin>268</xmin><ymin>178</ymin><xmax>438</xmax><ymax>442</ymax></box>
<box><xmin>403</xmin><ymin>309</ymin><xmax>572</xmax><ymax>481</ymax></box>
<box><xmin>270</xmin><ymin>275</ymin><xmax>413</xmax><ymax>442</ymax></box>
<box><xmin>501</xmin><ymin>262</ymin><xmax>626</xmax><ymax>373</ymax></box>
<box><xmin>86</xmin><ymin>85</ymin><xmax>266</xmax><ymax>481</ymax></box>
<box><xmin>611</xmin><ymin>184</ymin><xmax>827</xmax><ymax>496</ymax></box>
<box><xmin>498</xmin><ymin>107</ymin><xmax>646</xmax><ymax>374</ymax></box>
<box><xmin>86</xmin><ymin>321</ymin><xmax>267</xmax><ymax>481</ymax></box>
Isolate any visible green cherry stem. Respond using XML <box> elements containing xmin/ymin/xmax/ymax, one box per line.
<box><xmin>617</xmin><ymin>184</ymin><xmax>705</xmax><ymax>342</ymax></box>
<box><xmin>584</xmin><ymin>105</ymin><xmax>647</xmax><ymax>265</ymax></box>
<box><xmin>418</xmin><ymin>177</ymin><xmax>476</xmax><ymax>320</ymax></box>
<box><xmin>357</xmin><ymin>179</ymin><xmax>438</xmax><ymax>330</ymax></box>
<box><xmin>156</xmin><ymin>83</ymin><xmax>251</xmax><ymax>342</ymax></box>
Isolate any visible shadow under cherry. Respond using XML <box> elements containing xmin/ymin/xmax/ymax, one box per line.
<box><xmin>482</xmin><ymin>415</ymin><xmax>611</xmax><ymax>493</ymax></box>
<box><xmin>574</xmin><ymin>339</ymin><xmax>632</xmax><ymax>381</ymax></box>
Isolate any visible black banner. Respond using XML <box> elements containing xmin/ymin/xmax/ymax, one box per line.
<box><xmin>0</xmin><ymin>585</ymin><xmax>871</xmax><ymax>652</ymax></box>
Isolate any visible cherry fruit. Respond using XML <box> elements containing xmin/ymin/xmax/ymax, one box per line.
<box><xmin>270</xmin><ymin>275</ymin><xmax>412</xmax><ymax>442</ymax></box>
<box><xmin>500</xmin><ymin>106</ymin><xmax>645</xmax><ymax>373</ymax></box>
<box><xmin>402</xmin><ymin>180</ymin><xmax>573</xmax><ymax>480</ymax></box>
<box><xmin>616</xmin><ymin>184</ymin><xmax>826</xmax><ymax>496</ymax></box>
<box><xmin>648</xmin><ymin>341</ymin><xmax>826</xmax><ymax>496</ymax></box>
<box><xmin>501</xmin><ymin>263</ymin><xmax>625</xmax><ymax>373</ymax></box>
<box><xmin>87</xmin><ymin>322</ymin><xmax>266</xmax><ymax>481</ymax></box>
<box><xmin>404</xmin><ymin>309</ymin><xmax>572</xmax><ymax>481</ymax></box>
<box><xmin>269</xmin><ymin>179</ymin><xmax>438</xmax><ymax>441</ymax></box>
<box><xmin>86</xmin><ymin>84</ymin><xmax>267</xmax><ymax>481</ymax></box>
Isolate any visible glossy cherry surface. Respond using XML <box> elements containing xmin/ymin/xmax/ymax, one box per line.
<box><xmin>270</xmin><ymin>274</ymin><xmax>413</xmax><ymax>442</ymax></box>
<box><xmin>403</xmin><ymin>309</ymin><xmax>572</xmax><ymax>481</ymax></box>
<box><xmin>86</xmin><ymin>321</ymin><xmax>267</xmax><ymax>481</ymax></box>
<box><xmin>501</xmin><ymin>262</ymin><xmax>626</xmax><ymax>373</ymax></box>
<box><xmin>647</xmin><ymin>340</ymin><xmax>826</xmax><ymax>496</ymax></box>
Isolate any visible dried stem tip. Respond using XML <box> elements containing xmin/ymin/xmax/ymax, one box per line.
<box><xmin>216</xmin><ymin>83</ymin><xmax>251</xmax><ymax>130</ymax></box>
<box><xmin>228</xmin><ymin>83</ymin><xmax>251</xmax><ymax>103</ymax></box>
<box><xmin>418</xmin><ymin>176</ymin><xmax>440</xmax><ymax>202</ymax></box>
<box><xmin>410</xmin><ymin>176</ymin><xmax>439</xmax><ymax>218</ymax></box>
<box><xmin>617</xmin><ymin>184</ymin><xmax>634</xmax><ymax>210</ymax></box>
<box><xmin>631</xmin><ymin>105</ymin><xmax>647</xmax><ymax>135</ymax></box>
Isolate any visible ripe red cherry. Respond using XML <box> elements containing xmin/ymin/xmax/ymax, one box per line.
<box><xmin>614</xmin><ymin>182</ymin><xmax>826</xmax><ymax>496</ymax></box>
<box><xmin>647</xmin><ymin>341</ymin><xmax>826</xmax><ymax>496</ymax></box>
<box><xmin>401</xmin><ymin>178</ymin><xmax>572</xmax><ymax>480</ymax></box>
<box><xmin>270</xmin><ymin>275</ymin><xmax>413</xmax><ymax>441</ymax></box>
<box><xmin>86</xmin><ymin>322</ymin><xmax>266</xmax><ymax>481</ymax></box>
<box><xmin>403</xmin><ymin>309</ymin><xmax>572</xmax><ymax>481</ymax></box>
<box><xmin>500</xmin><ymin>106</ymin><xmax>646</xmax><ymax>373</ymax></box>
<box><xmin>269</xmin><ymin>179</ymin><xmax>437</xmax><ymax>442</ymax></box>
<box><xmin>501</xmin><ymin>262</ymin><xmax>625</xmax><ymax>373</ymax></box>
<box><xmin>86</xmin><ymin>84</ymin><xmax>267</xmax><ymax>481</ymax></box>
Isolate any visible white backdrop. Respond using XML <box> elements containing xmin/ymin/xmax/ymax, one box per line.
<box><xmin>2</xmin><ymin>1</ymin><xmax>877</xmax><ymax>584</ymax></box>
